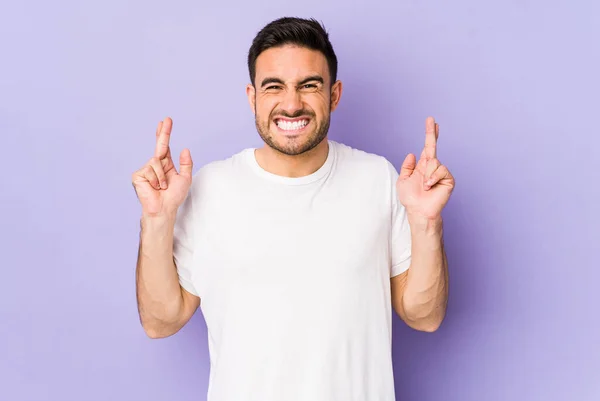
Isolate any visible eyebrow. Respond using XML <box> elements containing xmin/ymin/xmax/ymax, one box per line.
<box><xmin>260</xmin><ymin>75</ymin><xmax>324</xmax><ymax>88</ymax></box>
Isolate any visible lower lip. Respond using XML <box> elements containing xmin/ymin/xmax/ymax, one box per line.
<box><xmin>274</xmin><ymin>121</ymin><xmax>310</xmax><ymax>137</ymax></box>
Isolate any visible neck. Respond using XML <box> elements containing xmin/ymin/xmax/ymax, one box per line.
<box><xmin>255</xmin><ymin>138</ymin><xmax>329</xmax><ymax>178</ymax></box>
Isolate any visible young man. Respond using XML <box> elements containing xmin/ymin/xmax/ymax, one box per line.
<box><xmin>132</xmin><ymin>17</ymin><xmax>454</xmax><ymax>401</ymax></box>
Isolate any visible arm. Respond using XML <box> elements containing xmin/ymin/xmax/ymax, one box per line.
<box><xmin>392</xmin><ymin>116</ymin><xmax>454</xmax><ymax>332</ymax></box>
<box><xmin>136</xmin><ymin>213</ymin><xmax>200</xmax><ymax>338</ymax></box>
<box><xmin>132</xmin><ymin>117</ymin><xmax>199</xmax><ymax>339</ymax></box>
<box><xmin>391</xmin><ymin>216</ymin><xmax>448</xmax><ymax>332</ymax></box>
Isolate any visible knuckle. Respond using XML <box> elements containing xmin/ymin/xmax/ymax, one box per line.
<box><xmin>144</xmin><ymin>167</ymin><xmax>155</xmax><ymax>177</ymax></box>
<box><xmin>155</xmin><ymin>166</ymin><xmax>165</xmax><ymax>177</ymax></box>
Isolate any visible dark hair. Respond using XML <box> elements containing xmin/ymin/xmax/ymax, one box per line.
<box><xmin>247</xmin><ymin>17</ymin><xmax>338</xmax><ymax>86</ymax></box>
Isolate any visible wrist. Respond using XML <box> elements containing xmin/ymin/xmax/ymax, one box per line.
<box><xmin>140</xmin><ymin>211</ymin><xmax>177</xmax><ymax>230</ymax></box>
<box><xmin>407</xmin><ymin>213</ymin><xmax>443</xmax><ymax>236</ymax></box>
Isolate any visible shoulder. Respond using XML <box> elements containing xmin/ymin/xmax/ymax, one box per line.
<box><xmin>189</xmin><ymin>147</ymin><xmax>253</xmax><ymax>194</ymax></box>
<box><xmin>331</xmin><ymin>140</ymin><xmax>397</xmax><ymax>181</ymax></box>
<box><xmin>330</xmin><ymin>141</ymin><xmax>399</xmax><ymax>209</ymax></box>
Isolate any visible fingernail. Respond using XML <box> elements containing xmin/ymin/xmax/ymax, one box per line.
<box><xmin>426</xmin><ymin>179</ymin><xmax>434</xmax><ymax>186</ymax></box>
<box><xmin>161</xmin><ymin>181</ymin><xmax>168</xmax><ymax>189</ymax></box>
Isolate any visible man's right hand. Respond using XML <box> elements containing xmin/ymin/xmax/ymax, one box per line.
<box><xmin>131</xmin><ymin>117</ymin><xmax>193</xmax><ymax>217</ymax></box>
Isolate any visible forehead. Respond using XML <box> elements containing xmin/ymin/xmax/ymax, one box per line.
<box><xmin>255</xmin><ymin>44</ymin><xmax>330</xmax><ymax>84</ymax></box>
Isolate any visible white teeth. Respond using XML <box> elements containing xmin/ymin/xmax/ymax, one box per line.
<box><xmin>276</xmin><ymin>119</ymin><xmax>308</xmax><ymax>131</ymax></box>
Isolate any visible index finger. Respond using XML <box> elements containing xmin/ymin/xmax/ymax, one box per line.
<box><xmin>155</xmin><ymin>117</ymin><xmax>172</xmax><ymax>159</ymax></box>
<box><xmin>422</xmin><ymin>116</ymin><xmax>438</xmax><ymax>160</ymax></box>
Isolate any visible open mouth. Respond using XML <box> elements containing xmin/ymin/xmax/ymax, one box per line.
<box><xmin>273</xmin><ymin>117</ymin><xmax>310</xmax><ymax>134</ymax></box>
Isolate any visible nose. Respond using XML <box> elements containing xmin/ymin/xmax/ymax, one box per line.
<box><xmin>279</xmin><ymin>89</ymin><xmax>303</xmax><ymax>116</ymax></box>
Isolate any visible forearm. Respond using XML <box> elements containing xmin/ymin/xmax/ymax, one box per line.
<box><xmin>136</xmin><ymin>212</ymin><xmax>185</xmax><ymax>334</ymax></box>
<box><xmin>402</xmin><ymin>215</ymin><xmax>448</xmax><ymax>330</ymax></box>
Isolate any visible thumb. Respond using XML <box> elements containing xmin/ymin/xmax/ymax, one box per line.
<box><xmin>179</xmin><ymin>148</ymin><xmax>193</xmax><ymax>179</ymax></box>
<box><xmin>399</xmin><ymin>153</ymin><xmax>416</xmax><ymax>180</ymax></box>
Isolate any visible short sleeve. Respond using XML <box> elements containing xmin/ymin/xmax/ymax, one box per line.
<box><xmin>386</xmin><ymin>160</ymin><xmax>412</xmax><ymax>277</ymax></box>
<box><xmin>172</xmin><ymin>184</ymin><xmax>198</xmax><ymax>296</ymax></box>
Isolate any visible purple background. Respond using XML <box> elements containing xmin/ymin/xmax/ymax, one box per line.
<box><xmin>1</xmin><ymin>0</ymin><xmax>599</xmax><ymax>400</ymax></box>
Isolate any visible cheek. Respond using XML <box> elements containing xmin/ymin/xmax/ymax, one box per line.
<box><xmin>306</xmin><ymin>94</ymin><xmax>330</xmax><ymax>114</ymax></box>
<box><xmin>256</xmin><ymin>98</ymin><xmax>278</xmax><ymax>120</ymax></box>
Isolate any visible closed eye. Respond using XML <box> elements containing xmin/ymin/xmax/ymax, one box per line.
<box><xmin>300</xmin><ymin>83</ymin><xmax>320</xmax><ymax>90</ymax></box>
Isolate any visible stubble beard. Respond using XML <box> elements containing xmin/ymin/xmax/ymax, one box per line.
<box><xmin>254</xmin><ymin>102</ymin><xmax>331</xmax><ymax>157</ymax></box>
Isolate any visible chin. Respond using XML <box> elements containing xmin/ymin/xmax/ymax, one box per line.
<box><xmin>271</xmin><ymin>138</ymin><xmax>313</xmax><ymax>156</ymax></box>
<box><xmin>256</xmin><ymin>116</ymin><xmax>329</xmax><ymax>156</ymax></box>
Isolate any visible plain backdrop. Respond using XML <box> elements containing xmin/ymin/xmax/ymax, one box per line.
<box><xmin>1</xmin><ymin>0</ymin><xmax>599</xmax><ymax>400</ymax></box>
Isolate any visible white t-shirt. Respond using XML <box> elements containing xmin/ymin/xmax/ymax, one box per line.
<box><xmin>173</xmin><ymin>140</ymin><xmax>412</xmax><ymax>401</ymax></box>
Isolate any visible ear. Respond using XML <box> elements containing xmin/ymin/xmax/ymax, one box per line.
<box><xmin>329</xmin><ymin>80</ymin><xmax>343</xmax><ymax>112</ymax></box>
<box><xmin>246</xmin><ymin>84</ymin><xmax>256</xmax><ymax>114</ymax></box>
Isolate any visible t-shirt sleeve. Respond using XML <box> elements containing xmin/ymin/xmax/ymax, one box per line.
<box><xmin>172</xmin><ymin>184</ymin><xmax>198</xmax><ymax>296</ymax></box>
<box><xmin>386</xmin><ymin>160</ymin><xmax>412</xmax><ymax>277</ymax></box>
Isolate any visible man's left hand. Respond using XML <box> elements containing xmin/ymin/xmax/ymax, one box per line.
<box><xmin>396</xmin><ymin>116</ymin><xmax>455</xmax><ymax>221</ymax></box>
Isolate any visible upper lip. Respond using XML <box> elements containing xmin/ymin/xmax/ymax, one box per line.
<box><xmin>274</xmin><ymin>117</ymin><xmax>310</xmax><ymax>123</ymax></box>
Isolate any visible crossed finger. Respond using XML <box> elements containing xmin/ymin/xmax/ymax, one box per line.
<box><xmin>424</xmin><ymin>158</ymin><xmax>441</xmax><ymax>189</ymax></box>
<box><xmin>155</xmin><ymin>117</ymin><xmax>173</xmax><ymax>159</ymax></box>
<box><xmin>425</xmin><ymin>165</ymin><xmax>452</xmax><ymax>190</ymax></box>
<box><xmin>420</xmin><ymin>117</ymin><xmax>439</xmax><ymax>161</ymax></box>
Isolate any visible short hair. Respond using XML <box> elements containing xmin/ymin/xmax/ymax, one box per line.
<box><xmin>247</xmin><ymin>17</ymin><xmax>338</xmax><ymax>86</ymax></box>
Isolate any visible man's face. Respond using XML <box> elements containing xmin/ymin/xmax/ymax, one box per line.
<box><xmin>246</xmin><ymin>45</ymin><xmax>342</xmax><ymax>156</ymax></box>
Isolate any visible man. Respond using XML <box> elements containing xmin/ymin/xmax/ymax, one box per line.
<box><xmin>132</xmin><ymin>17</ymin><xmax>454</xmax><ymax>401</ymax></box>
